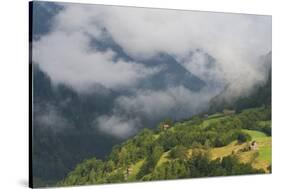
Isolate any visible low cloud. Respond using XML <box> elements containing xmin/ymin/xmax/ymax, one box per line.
<box><xmin>178</xmin><ymin>50</ymin><xmax>224</xmax><ymax>86</ymax></box>
<box><xmin>96</xmin><ymin>115</ymin><xmax>140</xmax><ymax>139</ymax></box>
<box><xmin>34</xmin><ymin>104</ymin><xmax>71</xmax><ymax>133</ymax></box>
<box><xmin>116</xmin><ymin>86</ymin><xmax>217</xmax><ymax>119</ymax></box>
<box><xmin>97</xmin><ymin>86</ymin><xmax>217</xmax><ymax>138</ymax></box>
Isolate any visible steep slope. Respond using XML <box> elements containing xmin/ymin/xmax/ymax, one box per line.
<box><xmin>58</xmin><ymin>107</ymin><xmax>271</xmax><ymax>187</ymax></box>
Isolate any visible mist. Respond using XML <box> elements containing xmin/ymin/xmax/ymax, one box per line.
<box><xmin>32</xmin><ymin>2</ymin><xmax>271</xmax><ymax>138</ymax></box>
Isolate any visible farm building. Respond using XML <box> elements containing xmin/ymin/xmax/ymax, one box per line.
<box><xmin>162</xmin><ymin>124</ymin><xmax>171</xmax><ymax>130</ymax></box>
<box><xmin>250</xmin><ymin>141</ymin><xmax>258</xmax><ymax>150</ymax></box>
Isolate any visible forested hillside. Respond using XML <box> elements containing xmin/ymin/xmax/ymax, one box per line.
<box><xmin>58</xmin><ymin>106</ymin><xmax>271</xmax><ymax>187</ymax></box>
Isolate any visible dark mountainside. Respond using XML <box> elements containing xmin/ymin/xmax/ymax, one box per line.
<box><xmin>33</xmin><ymin>65</ymin><xmax>121</xmax><ymax>184</ymax></box>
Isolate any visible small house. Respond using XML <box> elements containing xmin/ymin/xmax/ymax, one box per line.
<box><xmin>250</xmin><ymin>141</ymin><xmax>258</xmax><ymax>150</ymax></box>
<box><xmin>162</xmin><ymin>124</ymin><xmax>170</xmax><ymax>130</ymax></box>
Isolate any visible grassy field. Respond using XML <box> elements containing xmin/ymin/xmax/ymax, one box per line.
<box><xmin>210</xmin><ymin>141</ymin><xmax>247</xmax><ymax>160</ymax></box>
<box><xmin>239</xmin><ymin>129</ymin><xmax>271</xmax><ymax>172</ymax></box>
<box><xmin>207</xmin><ymin>113</ymin><xmax>224</xmax><ymax>119</ymax></box>
<box><xmin>242</xmin><ymin>129</ymin><xmax>267</xmax><ymax>138</ymax></box>
<box><xmin>243</xmin><ymin>129</ymin><xmax>271</xmax><ymax>161</ymax></box>
<box><xmin>252</xmin><ymin>138</ymin><xmax>271</xmax><ymax>161</ymax></box>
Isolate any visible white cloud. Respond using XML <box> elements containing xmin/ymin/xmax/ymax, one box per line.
<box><xmin>98</xmin><ymin>6</ymin><xmax>271</xmax><ymax>94</ymax></box>
<box><xmin>116</xmin><ymin>86</ymin><xmax>215</xmax><ymax>119</ymax></box>
<box><xmin>33</xmin><ymin>31</ymin><xmax>158</xmax><ymax>92</ymax></box>
<box><xmin>178</xmin><ymin>50</ymin><xmax>223</xmax><ymax>83</ymax></box>
<box><xmin>96</xmin><ymin>115</ymin><xmax>139</xmax><ymax>139</ymax></box>
<box><xmin>97</xmin><ymin>86</ymin><xmax>217</xmax><ymax>138</ymax></box>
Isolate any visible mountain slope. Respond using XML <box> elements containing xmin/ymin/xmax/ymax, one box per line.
<box><xmin>58</xmin><ymin>106</ymin><xmax>271</xmax><ymax>187</ymax></box>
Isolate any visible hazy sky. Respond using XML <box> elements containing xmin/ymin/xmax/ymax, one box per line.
<box><xmin>32</xmin><ymin>2</ymin><xmax>272</xmax><ymax>138</ymax></box>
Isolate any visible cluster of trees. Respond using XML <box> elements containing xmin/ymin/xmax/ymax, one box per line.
<box><xmin>59</xmin><ymin>150</ymin><xmax>264</xmax><ymax>186</ymax></box>
<box><xmin>57</xmin><ymin>158</ymin><xmax>124</xmax><ymax>186</ymax></box>
<box><xmin>237</xmin><ymin>108</ymin><xmax>271</xmax><ymax>136</ymax></box>
<box><xmin>157</xmin><ymin>116</ymin><xmax>251</xmax><ymax>150</ymax></box>
<box><xmin>59</xmin><ymin>106</ymin><xmax>270</xmax><ymax>186</ymax></box>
